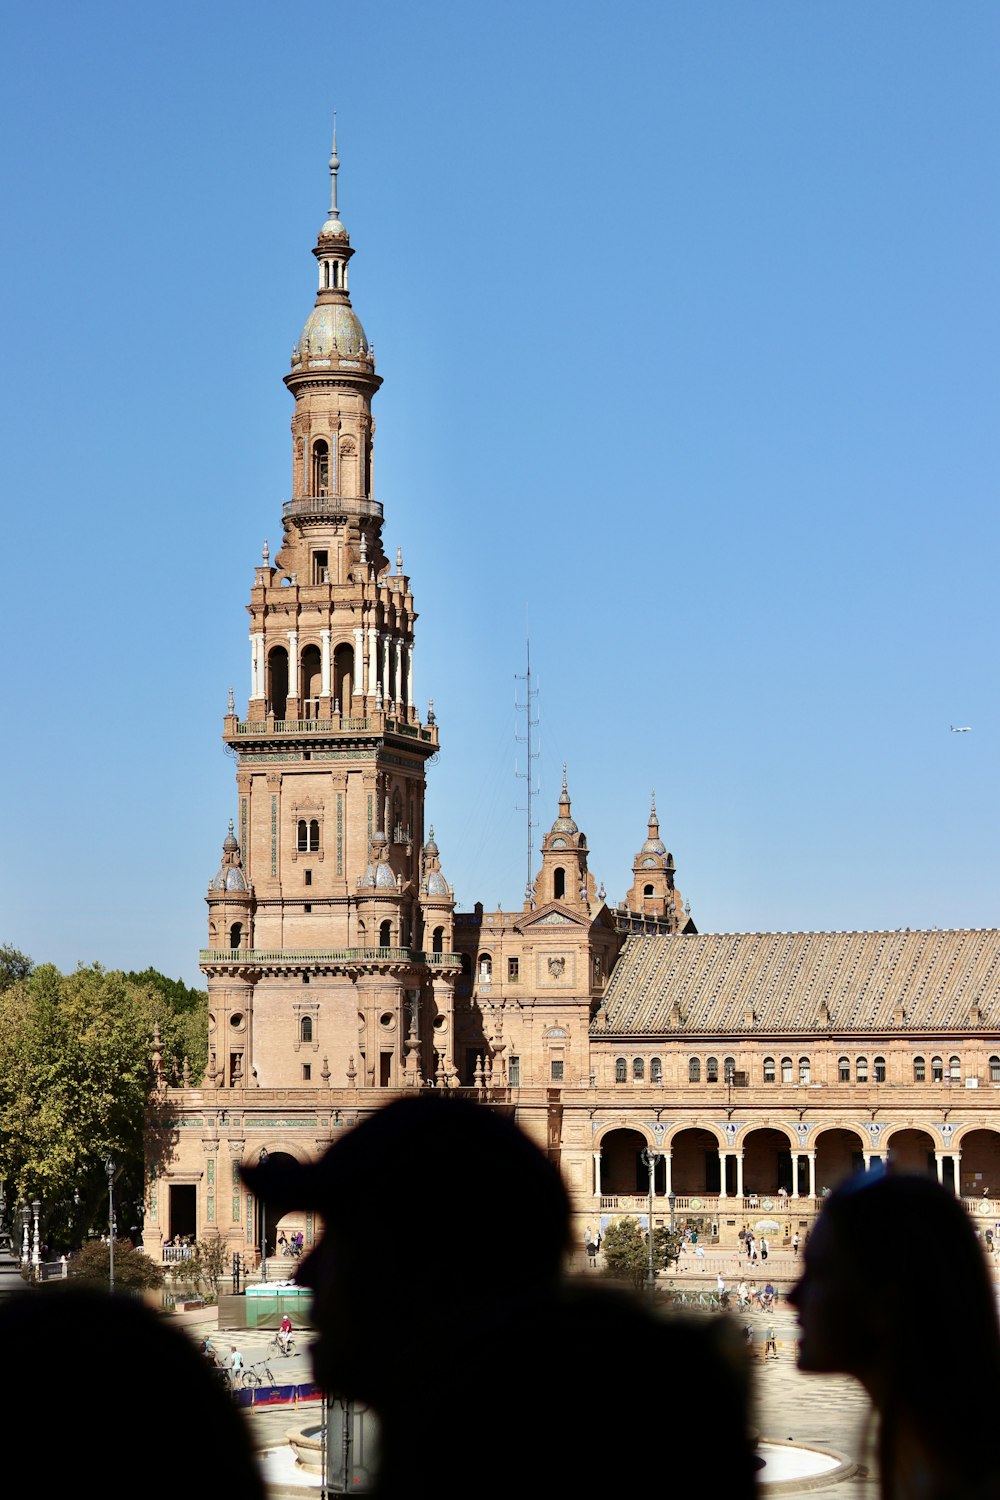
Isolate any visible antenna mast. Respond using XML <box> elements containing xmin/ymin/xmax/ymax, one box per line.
<box><xmin>515</xmin><ymin>637</ymin><xmax>539</xmax><ymax>903</ymax></box>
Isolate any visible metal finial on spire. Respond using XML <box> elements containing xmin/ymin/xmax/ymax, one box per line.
<box><xmin>651</xmin><ymin>788</ymin><xmax>656</xmax><ymax>814</ymax></box>
<box><xmin>323</xmin><ymin>113</ymin><xmax>346</xmax><ymax>233</ymax></box>
<box><xmin>562</xmin><ymin>763</ymin><xmax>568</xmax><ymax>796</ymax></box>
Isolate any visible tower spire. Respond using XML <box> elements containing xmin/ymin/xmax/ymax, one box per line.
<box><xmin>324</xmin><ymin>114</ymin><xmax>345</xmax><ymax>235</ymax></box>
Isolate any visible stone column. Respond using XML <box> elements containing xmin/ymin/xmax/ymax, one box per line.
<box><xmin>381</xmin><ymin>633</ymin><xmax>390</xmax><ymax>702</ymax></box>
<box><xmin>790</xmin><ymin>1153</ymin><xmax>800</xmax><ymax>1198</ymax></box>
<box><xmin>320</xmin><ymin>629</ymin><xmax>331</xmax><ymax>697</ymax></box>
<box><xmin>353</xmin><ymin>626</ymin><xmax>364</xmax><ymax>704</ymax></box>
<box><xmin>663</xmin><ymin>1149</ymin><xmax>673</xmax><ymax>1197</ymax></box>
<box><xmin>593</xmin><ymin>1151</ymin><xmax>602</xmax><ymax>1198</ymax></box>
<box><xmin>934</xmin><ymin>1150</ymin><xmax>944</xmax><ymax>1185</ymax></box>
<box><xmin>287</xmin><ymin>630</ymin><xmax>298</xmax><ymax>705</ymax></box>
<box><xmin>951</xmin><ymin>1151</ymin><xmax>962</xmax><ymax>1195</ymax></box>
<box><xmin>395</xmin><ymin>638</ymin><xmax>403</xmax><ymax>709</ymax></box>
<box><xmin>734</xmin><ymin>1150</ymin><xmax>744</xmax><ymax>1198</ymax></box>
<box><xmin>406</xmin><ymin>642</ymin><xmax>414</xmax><ymax>713</ymax></box>
<box><xmin>718</xmin><ymin>1149</ymin><xmax>729</xmax><ymax>1199</ymax></box>
<box><xmin>251</xmin><ymin>632</ymin><xmax>264</xmax><ymax>699</ymax></box>
<box><xmin>806</xmin><ymin>1151</ymin><xmax>817</xmax><ymax>1199</ymax></box>
<box><xmin>367</xmin><ymin>624</ymin><xmax>377</xmax><ymax>699</ymax></box>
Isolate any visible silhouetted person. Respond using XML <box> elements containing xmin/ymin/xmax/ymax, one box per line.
<box><xmin>789</xmin><ymin>1171</ymin><xmax>1000</xmax><ymax>1500</ymax></box>
<box><xmin>0</xmin><ymin>1285</ymin><xmax>266</xmax><ymax>1498</ymax></box>
<box><xmin>244</xmin><ymin>1094</ymin><xmax>757</xmax><ymax>1499</ymax></box>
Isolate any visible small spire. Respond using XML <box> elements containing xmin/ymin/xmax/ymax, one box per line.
<box><xmin>262</xmin><ymin>539</ymin><xmax>269</xmax><ymax>564</ymax></box>
<box><xmin>227</xmin><ymin>686</ymin><xmax>235</xmax><ymax>713</ymax></box>
<box><xmin>562</xmin><ymin>763</ymin><xmax>568</xmax><ymax>797</ymax></box>
<box><xmin>323</xmin><ymin>113</ymin><xmax>346</xmax><ymax>234</ymax></box>
<box><xmin>396</xmin><ymin>546</ymin><xmax>403</xmax><ymax>573</ymax></box>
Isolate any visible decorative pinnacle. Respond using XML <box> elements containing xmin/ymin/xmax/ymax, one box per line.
<box><xmin>323</xmin><ymin>113</ymin><xmax>345</xmax><ymax>233</ymax></box>
<box><xmin>562</xmin><ymin>763</ymin><xmax>568</xmax><ymax>796</ymax></box>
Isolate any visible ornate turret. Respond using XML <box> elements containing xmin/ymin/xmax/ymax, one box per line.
<box><xmin>533</xmin><ymin>767</ymin><xmax>595</xmax><ymax>910</ymax></box>
<box><xmin>206</xmin><ymin>821</ymin><xmax>253</xmax><ymax>952</ymax></box>
<box><xmin>623</xmin><ymin>792</ymin><xmax>692</xmax><ymax>931</ymax></box>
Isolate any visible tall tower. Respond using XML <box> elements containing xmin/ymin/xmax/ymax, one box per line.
<box><xmin>202</xmin><ymin>132</ymin><xmax>457</xmax><ymax>1094</ymax></box>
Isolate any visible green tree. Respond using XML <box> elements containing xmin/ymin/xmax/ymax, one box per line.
<box><xmin>0</xmin><ymin>964</ymin><xmax>159</xmax><ymax>1245</ymax></box>
<box><xmin>169</xmin><ymin>1237</ymin><xmax>229</xmax><ymax>1304</ymax></box>
<box><xmin>125</xmin><ymin>968</ymin><xmax>209</xmax><ymax>1085</ymax></box>
<box><xmin>0</xmin><ymin>943</ymin><xmax>33</xmax><ymax>993</ymax></box>
<box><xmin>601</xmin><ymin>1216</ymin><xmax>650</xmax><ymax>1290</ymax></box>
<box><xmin>654</xmin><ymin>1224</ymin><xmax>685</xmax><ymax>1269</ymax></box>
<box><xmin>67</xmin><ymin>1237</ymin><xmax>164</xmax><ymax>1289</ymax></box>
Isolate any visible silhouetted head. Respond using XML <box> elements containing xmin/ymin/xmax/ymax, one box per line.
<box><xmin>0</xmin><ymin>1286</ymin><xmax>265</xmax><ymax>1498</ymax></box>
<box><xmin>790</xmin><ymin>1170</ymin><xmax>997</xmax><ymax>1387</ymax></box>
<box><xmin>243</xmin><ymin>1094</ymin><xmax>570</xmax><ymax>1400</ymax></box>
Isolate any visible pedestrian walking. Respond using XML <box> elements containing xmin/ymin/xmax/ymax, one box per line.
<box><xmin>764</xmin><ymin>1325</ymin><xmax>777</xmax><ymax>1361</ymax></box>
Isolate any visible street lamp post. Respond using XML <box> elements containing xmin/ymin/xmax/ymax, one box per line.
<box><xmin>640</xmin><ymin>1148</ymin><xmax>661</xmax><ymax>1295</ymax></box>
<box><xmin>105</xmin><ymin>1157</ymin><xmax>116</xmax><ymax>1292</ymax></box>
<box><xmin>20</xmin><ymin>1203</ymin><xmax>30</xmax><ymax>1270</ymax></box>
<box><xmin>31</xmin><ymin>1200</ymin><xmax>41</xmax><ymax>1275</ymax></box>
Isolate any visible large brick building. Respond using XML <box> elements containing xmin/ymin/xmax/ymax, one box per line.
<box><xmin>143</xmin><ymin>139</ymin><xmax>1000</xmax><ymax>1262</ymax></box>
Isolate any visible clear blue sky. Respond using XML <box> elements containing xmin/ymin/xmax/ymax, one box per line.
<box><xmin>2</xmin><ymin>2</ymin><xmax>997</xmax><ymax>986</ymax></box>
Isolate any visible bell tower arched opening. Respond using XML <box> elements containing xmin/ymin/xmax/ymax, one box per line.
<box><xmin>333</xmin><ymin>644</ymin><xmax>354</xmax><ymax>709</ymax></box>
<box><xmin>301</xmin><ymin>644</ymin><xmax>321</xmax><ymax>718</ymax></box>
<box><xmin>268</xmin><ymin>647</ymin><xmax>289</xmax><ymax>719</ymax></box>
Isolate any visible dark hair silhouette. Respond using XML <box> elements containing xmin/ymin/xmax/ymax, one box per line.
<box><xmin>246</xmin><ymin>1094</ymin><xmax>757</xmax><ymax>1499</ymax></box>
<box><xmin>790</xmin><ymin>1171</ymin><xmax>1000</xmax><ymax>1500</ymax></box>
<box><xmin>0</xmin><ymin>1286</ymin><xmax>266</xmax><ymax>1498</ymax></box>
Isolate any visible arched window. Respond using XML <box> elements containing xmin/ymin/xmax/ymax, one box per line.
<box><xmin>312</xmin><ymin>438</ymin><xmax>330</xmax><ymax>495</ymax></box>
<box><xmin>379</xmin><ymin>920</ymin><xmax>392</xmax><ymax>949</ymax></box>
<box><xmin>706</xmin><ymin>1056</ymin><xmax>719</xmax><ymax>1083</ymax></box>
<box><xmin>333</xmin><ymin>643</ymin><xmax>354</xmax><ymax>708</ymax></box>
<box><xmin>949</xmin><ymin>1055</ymin><xmax>961</xmax><ymax>1081</ymax></box>
<box><xmin>301</xmin><ymin>646</ymin><xmax>322</xmax><ymax>717</ymax></box>
<box><xmin>874</xmin><ymin>1055</ymin><xmax>886</xmax><ymax>1083</ymax></box>
<box><xmin>644</xmin><ymin>884</ymin><xmax>654</xmax><ymax>897</ymax></box>
<box><xmin>267</xmin><ymin>646</ymin><xmax>288</xmax><ymax>720</ymax></box>
<box><xmin>913</xmin><ymin>1056</ymin><xmax>926</xmax><ymax>1082</ymax></box>
<box><xmin>688</xmin><ymin>1057</ymin><xmax>701</xmax><ymax>1084</ymax></box>
<box><xmin>856</xmin><ymin>1056</ymin><xmax>869</xmax><ymax>1083</ymax></box>
<box><xmin>297</xmin><ymin>820</ymin><xmax>308</xmax><ymax>852</ymax></box>
<box><xmin>724</xmin><ymin>1056</ymin><xmax>736</xmax><ymax>1083</ymax></box>
<box><xmin>838</xmin><ymin>1056</ymin><xmax>850</xmax><ymax>1082</ymax></box>
<box><xmin>991</xmin><ymin>1056</ymin><xmax>1000</xmax><ymax>1084</ymax></box>
<box><xmin>229</xmin><ymin>922</ymin><xmax>242</xmax><ymax>950</ymax></box>
<box><xmin>300</xmin><ymin>1016</ymin><xmax>313</xmax><ymax>1043</ymax></box>
<box><xmin>781</xmin><ymin>1056</ymin><xmax>793</xmax><ymax>1084</ymax></box>
<box><xmin>432</xmin><ymin>926</ymin><xmax>444</xmax><ymax>954</ymax></box>
<box><xmin>650</xmin><ymin>1057</ymin><xmax>662</xmax><ymax>1084</ymax></box>
<box><xmin>309</xmin><ymin>819</ymin><xmax>320</xmax><ymax>852</ymax></box>
<box><xmin>615</xmin><ymin>1057</ymin><xmax>627</xmax><ymax>1084</ymax></box>
<box><xmin>931</xmin><ymin>1055</ymin><xmax>944</xmax><ymax>1082</ymax></box>
<box><xmin>633</xmin><ymin>1058</ymin><xmax>644</xmax><ymax>1081</ymax></box>
<box><xmin>799</xmin><ymin>1056</ymin><xmax>811</xmax><ymax>1084</ymax></box>
<box><xmin>763</xmin><ymin>1056</ymin><xmax>775</xmax><ymax>1083</ymax></box>
<box><xmin>554</xmin><ymin>867</ymin><xmax>566</xmax><ymax>900</ymax></box>
<box><xmin>479</xmin><ymin>952</ymin><xmax>492</xmax><ymax>981</ymax></box>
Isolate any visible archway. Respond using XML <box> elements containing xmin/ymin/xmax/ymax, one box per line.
<box><xmin>268</xmin><ymin>646</ymin><xmax>289</xmax><ymax>719</ymax></box>
<box><xmin>334</xmin><ymin>643</ymin><xmax>354</xmax><ymax>709</ymax></box>
<box><xmin>956</xmin><ymin>1129</ymin><xmax>1000</xmax><ymax>1197</ymax></box>
<box><xmin>670</xmin><ymin>1127</ymin><xmax>722</xmax><ymax>1195</ymax></box>
<box><xmin>742</xmin><ymin>1128</ymin><xmax>794</xmax><ymax>1196</ymax></box>
<box><xmin>301</xmin><ymin>644</ymin><xmax>322</xmax><ymax>717</ymax></box>
<box><xmin>885</xmin><ymin>1128</ymin><xmax>936</xmax><ymax>1176</ymax></box>
<box><xmin>599</xmin><ymin>1128</ymin><xmax>662</xmax><ymax>1196</ymax></box>
<box><xmin>813</xmin><ymin>1128</ymin><xmax>866</xmax><ymax>1192</ymax></box>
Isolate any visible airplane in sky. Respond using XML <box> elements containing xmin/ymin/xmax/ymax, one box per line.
<box><xmin>950</xmin><ymin>724</ymin><xmax>972</xmax><ymax>733</ymax></box>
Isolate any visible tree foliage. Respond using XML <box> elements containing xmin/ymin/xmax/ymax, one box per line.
<box><xmin>0</xmin><ymin>959</ymin><xmax>208</xmax><ymax>1248</ymax></box>
<box><xmin>169</xmin><ymin>1237</ymin><xmax>229</xmax><ymax>1304</ymax></box>
<box><xmin>0</xmin><ymin>943</ymin><xmax>33</xmax><ymax>994</ymax></box>
<box><xmin>654</xmin><ymin>1224</ymin><xmax>685</xmax><ymax>1269</ymax></box>
<box><xmin>601</xmin><ymin>1217</ymin><xmax>650</xmax><ymax>1290</ymax></box>
<box><xmin>67</xmin><ymin>1237</ymin><xmax>165</xmax><ymax>1289</ymax></box>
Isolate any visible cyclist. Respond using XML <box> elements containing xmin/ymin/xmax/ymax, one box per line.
<box><xmin>278</xmin><ymin>1314</ymin><xmax>293</xmax><ymax>1355</ymax></box>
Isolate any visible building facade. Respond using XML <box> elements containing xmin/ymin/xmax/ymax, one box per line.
<box><xmin>144</xmin><ymin>144</ymin><xmax>1000</xmax><ymax>1263</ymax></box>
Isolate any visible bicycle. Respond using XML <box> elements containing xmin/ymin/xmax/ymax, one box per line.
<box><xmin>271</xmin><ymin>1331</ymin><xmax>295</xmax><ymax>1357</ymax></box>
<box><xmin>241</xmin><ymin>1361</ymin><xmax>278</xmax><ymax>1388</ymax></box>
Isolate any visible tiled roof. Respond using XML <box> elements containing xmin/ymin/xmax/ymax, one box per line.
<box><xmin>596</xmin><ymin>930</ymin><xmax>1000</xmax><ymax>1035</ymax></box>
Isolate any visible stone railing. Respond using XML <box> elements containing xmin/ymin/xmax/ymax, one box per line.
<box><xmin>200</xmin><ymin>947</ymin><xmax>461</xmax><ymax>970</ymax></box>
<box><xmin>282</xmin><ymin>495</ymin><xmax>384</xmax><ymax>521</ymax></box>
